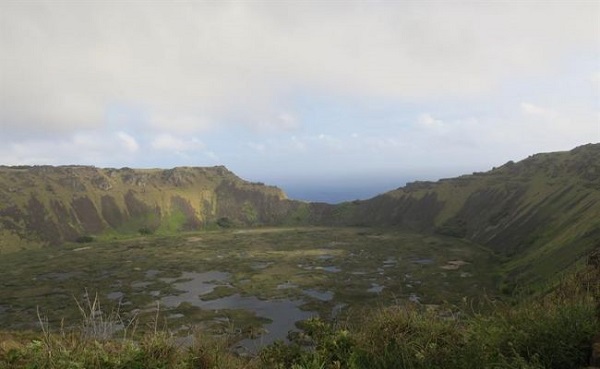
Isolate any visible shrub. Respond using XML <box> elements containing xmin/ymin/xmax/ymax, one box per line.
<box><xmin>217</xmin><ymin>217</ymin><xmax>233</xmax><ymax>228</ymax></box>
<box><xmin>75</xmin><ymin>235</ymin><xmax>95</xmax><ymax>243</ymax></box>
<box><xmin>138</xmin><ymin>227</ymin><xmax>154</xmax><ymax>235</ymax></box>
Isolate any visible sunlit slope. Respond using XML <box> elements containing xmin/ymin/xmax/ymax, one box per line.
<box><xmin>332</xmin><ymin>144</ymin><xmax>600</xmax><ymax>286</ymax></box>
<box><xmin>1</xmin><ymin>144</ymin><xmax>598</xmax><ymax>289</ymax></box>
<box><xmin>0</xmin><ymin>165</ymin><xmax>298</xmax><ymax>248</ymax></box>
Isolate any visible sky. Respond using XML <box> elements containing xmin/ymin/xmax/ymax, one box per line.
<box><xmin>1</xmin><ymin>1</ymin><xmax>599</xmax><ymax>203</ymax></box>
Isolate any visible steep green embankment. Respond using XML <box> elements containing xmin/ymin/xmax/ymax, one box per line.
<box><xmin>331</xmin><ymin>143</ymin><xmax>600</xmax><ymax>288</ymax></box>
<box><xmin>1</xmin><ymin>144</ymin><xmax>598</xmax><ymax>289</ymax></box>
<box><xmin>0</xmin><ymin>165</ymin><xmax>301</xmax><ymax>249</ymax></box>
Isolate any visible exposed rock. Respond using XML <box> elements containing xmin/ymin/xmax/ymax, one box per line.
<box><xmin>591</xmin><ymin>335</ymin><xmax>600</xmax><ymax>367</ymax></box>
<box><xmin>59</xmin><ymin>176</ymin><xmax>86</xmax><ymax>192</ymax></box>
<box><xmin>71</xmin><ymin>196</ymin><xmax>104</xmax><ymax>234</ymax></box>
<box><xmin>101</xmin><ymin>195</ymin><xmax>124</xmax><ymax>228</ymax></box>
<box><xmin>0</xmin><ymin>143</ymin><xmax>599</xmax><ymax>279</ymax></box>
<box><xmin>588</xmin><ymin>248</ymin><xmax>600</xmax><ymax>270</ymax></box>
<box><xmin>92</xmin><ymin>175</ymin><xmax>112</xmax><ymax>191</ymax></box>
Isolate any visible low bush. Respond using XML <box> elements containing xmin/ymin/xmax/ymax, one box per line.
<box><xmin>75</xmin><ymin>235</ymin><xmax>95</xmax><ymax>243</ymax></box>
<box><xmin>260</xmin><ymin>283</ymin><xmax>598</xmax><ymax>369</ymax></box>
<box><xmin>138</xmin><ymin>227</ymin><xmax>154</xmax><ymax>235</ymax></box>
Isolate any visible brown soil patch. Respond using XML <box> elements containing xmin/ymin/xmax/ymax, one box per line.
<box><xmin>440</xmin><ymin>260</ymin><xmax>470</xmax><ymax>270</ymax></box>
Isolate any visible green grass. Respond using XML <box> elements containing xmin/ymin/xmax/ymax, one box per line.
<box><xmin>2</xmin><ymin>266</ymin><xmax>596</xmax><ymax>369</ymax></box>
<box><xmin>259</xmin><ymin>265</ymin><xmax>599</xmax><ymax>369</ymax></box>
<box><xmin>0</xmin><ymin>227</ymin><xmax>499</xmax><ymax>334</ymax></box>
<box><xmin>0</xmin><ymin>227</ymin><xmax>596</xmax><ymax>369</ymax></box>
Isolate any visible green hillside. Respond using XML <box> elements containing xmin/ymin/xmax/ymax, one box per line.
<box><xmin>1</xmin><ymin>144</ymin><xmax>599</xmax><ymax>288</ymax></box>
<box><xmin>0</xmin><ymin>144</ymin><xmax>599</xmax><ymax>368</ymax></box>
<box><xmin>0</xmin><ymin>165</ymin><xmax>300</xmax><ymax>249</ymax></box>
<box><xmin>329</xmin><ymin>143</ymin><xmax>600</xmax><ymax>289</ymax></box>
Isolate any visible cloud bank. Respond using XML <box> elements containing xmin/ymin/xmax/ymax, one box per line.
<box><xmin>0</xmin><ymin>1</ymin><xmax>598</xmax><ymax>200</ymax></box>
<box><xmin>2</xmin><ymin>2</ymin><xmax>596</xmax><ymax>134</ymax></box>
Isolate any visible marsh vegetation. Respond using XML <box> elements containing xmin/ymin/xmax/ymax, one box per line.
<box><xmin>0</xmin><ymin>227</ymin><xmax>497</xmax><ymax>345</ymax></box>
<box><xmin>0</xmin><ymin>227</ymin><xmax>598</xmax><ymax>368</ymax></box>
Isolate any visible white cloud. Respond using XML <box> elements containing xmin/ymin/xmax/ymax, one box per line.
<box><xmin>0</xmin><ymin>133</ymin><xmax>140</xmax><ymax>166</ymax></box>
<box><xmin>0</xmin><ymin>1</ymin><xmax>598</xmax><ymax>183</ymax></box>
<box><xmin>277</xmin><ymin>113</ymin><xmax>299</xmax><ymax>130</ymax></box>
<box><xmin>205</xmin><ymin>151</ymin><xmax>219</xmax><ymax>161</ymax></box>
<box><xmin>148</xmin><ymin>112</ymin><xmax>211</xmax><ymax>134</ymax></box>
<box><xmin>116</xmin><ymin>132</ymin><xmax>139</xmax><ymax>152</ymax></box>
<box><xmin>290</xmin><ymin>136</ymin><xmax>307</xmax><ymax>151</ymax></box>
<box><xmin>247</xmin><ymin>142</ymin><xmax>267</xmax><ymax>153</ymax></box>
<box><xmin>418</xmin><ymin>113</ymin><xmax>445</xmax><ymax>129</ymax></box>
<box><xmin>521</xmin><ymin>102</ymin><xmax>557</xmax><ymax>119</ymax></box>
<box><xmin>253</xmin><ymin>112</ymin><xmax>300</xmax><ymax>132</ymax></box>
<box><xmin>151</xmin><ymin>134</ymin><xmax>204</xmax><ymax>151</ymax></box>
<box><xmin>315</xmin><ymin>134</ymin><xmax>344</xmax><ymax>151</ymax></box>
<box><xmin>1</xmin><ymin>1</ymin><xmax>597</xmax><ymax>137</ymax></box>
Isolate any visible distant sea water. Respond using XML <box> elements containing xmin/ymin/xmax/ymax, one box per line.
<box><xmin>267</xmin><ymin>171</ymin><xmax>466</xmax><ymax>204</ymax></box>
<box><xmin>280</xmin><ymin>179</ymin><xmax>409</xmax><ymax>204</ymax></box>
<box><xmin>247</xmin><ymin>168</ymin><xmax>468</xmax><ymax>204</ymax></box>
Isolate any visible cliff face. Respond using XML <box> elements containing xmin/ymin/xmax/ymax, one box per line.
<box><xmin>0</xmin><ymin>165</ymin><xmax>299</xmax><ymax>247</ymax></box>
<box><xmin>334</xmin><ymin>144</ymin><xmax>600</xmax><ymax>285</ymax></box>
<box><xmin>1</xmin><ymin>144</ymin><xmax>599</xmax><ymax>285</ymax></box>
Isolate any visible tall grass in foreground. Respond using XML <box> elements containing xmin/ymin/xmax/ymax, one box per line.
<box><xmin>259</xmin><ymin>298</ymin><xmax>596</xmax><ymax>369</ymax></box>
<box><xmin>1</xmin><ymin>265</ymin><xmax>598</xmax><ymax>369</ymax></box>
<box><xmin>260</xmin><ymin>264</ymin><xmax>599</xmax><ymax>369</ymax></box>
<box><xmin>0</xmin><ymin>292</ymin><xmax>252</xmax><ymax>369</ymax></box>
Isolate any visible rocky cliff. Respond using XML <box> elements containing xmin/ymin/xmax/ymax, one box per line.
<box><xmin>1</xmin><ymin>144</ymin><xmax>599</xmax><ymax>287</ymax></box>
<box><xmin>332</xmin><ymin>143</ymin><xmax>600</xmax><ymax>286</ymax></box>
<box><xmin>0</xmin><ymin>165</ymin><xmax>304</xmax><ymax>248</ymax></box>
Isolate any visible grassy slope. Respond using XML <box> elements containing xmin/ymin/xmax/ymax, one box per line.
<box><xmin>1</xmin><ymin>144</ymin><xmax>598</xmax><ymax>290</ymax></box>
<box><xmin>331</xmin><ymin>144</ymin><xmax>600</xmax><ymax>289</ymax></box>
<box><xmin>1</xmin><ymin>142</ymin><xmax>599</xmax><ymax>368</ymax></box>
<box><xmin>0</xmin><ymin>165</ymin><xmax>294</xmax><ymax>248</ymax></box>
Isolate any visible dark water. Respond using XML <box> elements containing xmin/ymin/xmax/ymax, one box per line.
<box><xmin>159</xmin><ymin>271</ymin><xmax>316</xmax><ymax>349</ymax></box>
<box><xmin>303</xmin><ymin>289</ymin><xmax>333</xmax><ymax>301</ymax></box>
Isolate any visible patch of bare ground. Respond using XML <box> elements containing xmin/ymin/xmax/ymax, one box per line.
<box><xmin>440</xmin><ymin>260</ymin><xmax>470</xmax><ymax>270</ymax></box>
